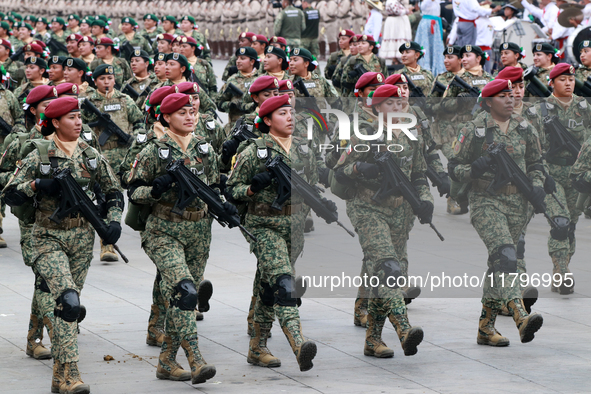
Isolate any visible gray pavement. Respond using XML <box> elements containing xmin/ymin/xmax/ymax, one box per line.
<box><xmin>2</xmin><ymin>60</ymin><xmax>591</xmax><ymax>393</ymax></box>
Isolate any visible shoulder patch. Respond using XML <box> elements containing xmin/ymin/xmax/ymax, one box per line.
<box><xmin>475</xmin><ymin>127</ymin><xmax>486</xmax><ymax>138</ymax></box>
<box><xmin>580</xmin><ymin>100</ymin><xmax>588</xmax><ymax>109</ymax></box>
<box><xmin>528</xmin><ymin>106</ymin><xmax>537</xmax><ymax>116</ymax></box>
<box><xmin>519</xmin><ymin>120</ymin><xmax>528</xmax><ymax>129</ymax></box>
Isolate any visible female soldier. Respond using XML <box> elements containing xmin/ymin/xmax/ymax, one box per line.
<box><xmin>14</xmin><ymin>55</ymin><xmax>49</xmax><ymax>102</ymax></box>
<box><xmin>332</xmin><ymin>84</ymin><xmax>427</xmax><ymax>358</ymax></box>
<box><xmin>175</xmin><ymin>36</ymin><xmax>217</xmax><ymax>96</ymax></box>
<box><xmin>3</xmin><ymin>96</ymin><xmax>123</xmax><ymax>394</ymax></box>
<box><xmin>448</xmin><ymin>79</ymin><xmax>544</xmax><ymax>346</ymax></box>
<box><xmin>341</xmin><ymin>34</ymin><xmax>389</xmax><ymax>97</ymax></box>
<box><xmin>227</xmin><ymin>94</ymin><xmax>324</xmax><ymax>371</ymax></box>
<box><xmin>126</xmin><ymin>93</ymin><xmax>228</xmax><ymax>385</ymax></box>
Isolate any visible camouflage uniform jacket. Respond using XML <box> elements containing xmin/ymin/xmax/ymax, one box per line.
<box><xmin>217</xmin><ymin>69</ymin><xmax>259</xmax><ymax>124</ymax></box>
<box><xmin>291</xmin><ymin>72</ymin><xmax>338</xmax><ymax>99</ymax></box>
<box><xmin>194</xmin><ymin>112</ymin><xmax>225</xmax><ymax>154</ymax></box>
<box><xmin>325</xmin><ymin>49</ymin><xmax>348</xmax><ymax>80</ymax></box>
<box><xmin>0</xmin><ymin>83</ymin><xmax>27</xmax><ymax>145</ymax></box>
<box><xmin>341</xmin><ymin>53</ymin><xmax>388</xmax><ymax>97</ymax></box>
<box><xmin>443</xmin><ymin>69</ymin><xmax>493</xmax><ymax>98</ymax></box>
<box><xmin>576</xmin><ymin>64</ymin><xmax>591</xmax><ymax>81</ymax></box>
<box><xmin>221</xmin><ymin>55</ymin><xmax>238</xmax><ymax>82</ymax></box>
<box><xmin>190</xmin><ymin>56</ymin><xmax>218</xmax><ymax>96</ymax></box>
<box><xmin>121</xmin><ymin>72</ymin><xmax>160</xmax><ymax>108</ymax></box>
<box><xmin>399</xmin><ymin>65</ymin><xmax>434</xmax><ymax>96</ymax></box>
<box><xmin>116</xmin><ymin>32</ymin><xmax>154</xmax><ymax>55</ymax></box>
<box><xmin>1</xmin><ymin>58</ymin><xmax>25</xmax><ymax>89</ymax></box>
<box><xmin>89</xmin><ymin>57</ymin><xmax>133</xmax><ymax>88</ymax></box>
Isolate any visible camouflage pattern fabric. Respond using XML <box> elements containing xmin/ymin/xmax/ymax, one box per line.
<box><xmin>399</xmin><ymin>65</ymin><xmax>435</xmax><ymax>95</ymax></box>
<box><xmin>89</xmin><ymin>57</ymin><xmax>133</xmax><ymax>88</ymax></box>
<box><xmin>341</xmin><ymin>54</ymin><xmax>389</xmax><ymax>97</ymax></box>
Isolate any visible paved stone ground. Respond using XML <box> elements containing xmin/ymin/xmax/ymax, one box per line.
<box><xmin>2</xmin><ymin>60</ymin><xmax>591</xmax><ymax>393</ymax></box>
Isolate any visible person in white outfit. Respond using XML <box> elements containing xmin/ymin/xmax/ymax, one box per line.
<box><xmin>452</xmin><ymin>0</ymin><xmax>500</xmax><ymax>47</ymax></box>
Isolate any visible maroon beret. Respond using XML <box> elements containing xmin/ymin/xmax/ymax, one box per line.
<box><xmin>174</xmin><ymin>35</ymin><xmax>197</xmax><ymax>45</ymax></box>
<box><xmin>174</xmin><ymin>81</ymin><xmax>200</xmax><ymax>94</ymax></box>
<box><xmin>24</xmin><ymin>43</ymin><xmax>43</xmax><ymax>54</ymax></box>
<box><xmin>66</xmin><ymin>33</ymin><xmax>83</xmax><ymax>42</ymax></box>
<box><xmin>26</xmin><ymin>85</ymin><xmax>58</xmax><ymax>105</ymax></box>
<box><xmin>149</xmin><ymin>86</ymin><xmax>176</xmax><ymax>107</ymax></box>
<box><xmin>495</xmin><ymin>67</ymin><xmax>523</xmax><ymax>83</ymax></box>
<box><xmin>355</xmin><ymin>72</ymin><xmax>384</xmax><ymax>92</ymax></box>
<box><xmin>0</xmin><ymin>38</ymin><xmax>11</xmax><ymax>50</ymax></box>
<box><xmin>359</xmin><ymin>34</ymin><xmax>376</xmax><ymax>44</ymax></box>
<box><xmin>549</xmin><ymin>63</ymin><xmax>576</xmax><ymax>80</ymax></box>
<box><xmin>481</xmin><ymin>79</ymin><xmax>512</xmax><ymax>98</ymax></box>
<box><xmin>270</xmin><ymin>36</ymin><xmax>287</xmax><ymax>46</ymax></box>
<box><xmin>44</xmin><ymin>96</ymin><xmax>80</xmax><ymax>119</ymax></box>
<box><xmin>370</xmin><ymin>84</ymin><xmax>403</xmax><ymax>106</ymax></box>
<box><xmin>249</xmin><ymin>75</ymin><xmax>279</xmax><ymax>94</ymax></box>
<box><xmin>31</xmin><ymin>40</ymin><xmax>47</xmax><ymax>49</ymax></box>
<box><xmin>160</xmin><ymin>93</ymin><xmax>193</xmax><ymax>114</ymax></box>
<box><xmin>55</xmin><ymin>83</ymin><xmax>79</xmax><ymax>96</ymax></box>
<box><xmin>384</xmin><ymin>74</ymin><xmax>408</xmax><ymax>85</ymax></box>
<box><xmin>251</xmin><ymin>34</ymin><xmax>268</xmax><ymax>44</ymax></box>
<box><xmin>156</xmin><ymin>33</ymin><xmax>175</xmax><ymax>42</ymax></box>
<box><xmin>350</xmin><ymin>34</ymin><xmax>363</xmax><ymax>43</ymax></box>
<box><xmin>258</xmin><ymin>94</ymin><xmax>291</xmax><ymax>119</ymax></box>
<box><xmin>239</xmin><ymin>31</ymin><xmax>256</xmax><ymax>41</ymax></box>
<box><xmin>278</xmin><ymin>79</ymin><xmax>294</xmax><ymax>92</ymax></box>
<box><xmin>338</xmin><ymin>29</ymin><xmax>355</xmax><ymax>38</ymax></box>
<box><xmin>95</xmin><ymin>37</ymin><xmax>115</xmax><ymax>46</ymax></box>
<box><xmin>78</xmin><ymin>36</ymin><xmax>95</xmax><ymax>45</ymax></box>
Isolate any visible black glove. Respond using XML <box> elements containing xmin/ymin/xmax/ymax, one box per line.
<box><xmin>543</xmin><ymin>175</ymin><xmax>557</xmax><ymax>195</ymax></box>
<box><xmin>222</xmin><ymin>202</ymin><xmax>239</xmax><ymax>227</ymax></box>
<box><xmin>321</xmin><ymin>197</ymin><xmax>337</xmax><ymax>214</ymax></box>
<box><xmin>356</xmin><ymin>162</ymin><xmax>380</xmax><ymax>179</ymax></box>
<box><xmin>229</xmin><ymin>101</ymin><xmax>240</xmax><ymax>112</ymax></box>
<box><xmin>572</xmin><ymin>176</ymin><xmax>591</xmax><ymax>194</ymax></box>
<box><xmin>437</xmin><ymin>172</ymin><xmax>451</xmax><ymax>198</ymax></box>
<box><xmin>470</xmin><ymin>156</ymin><xmax>493</xmax><ymax>179</ymax></box>
<box><xmin>318</xmin><ymin>167</ymin><xmax>330</xmax><ymax>188</ymax></box>
<box><xmin>530</xmin><ymin>186</ymin><xmax>547</xmax><ymax>214</ymax></box>
<box><xmin>35</xmin><ymin>178</ymin><xmax>60</xmax><ymax>196</ymax></box>
<box><xmin>102</xmin><ymin>221</ymin><xmax>122</xmax><ymax>245</ymax></box>
<box><xmin>221</xmin><ymin>138</ymin><xmax>240</xmax><ymax>164</ymax></box>
<box><xmin>416</xmin><ymin>200</ymin><xmax>434</xmax><ymax>224</ymax></box>
<box><xmin>250</xmin><ymin>172</ymin><xmax>273</xmax><ymax>193</ymax></box>
<box><xmin>151</xmin><ymin>174</ymin><xmax>174</xmax><ymax>199</ymax></box>
<box><xmin>227</xmin><ymin>65</ymin><xmax>238</xmax><ymax>77</ymax></box>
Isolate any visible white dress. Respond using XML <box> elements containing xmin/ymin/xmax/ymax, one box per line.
<box><xmin>379</xmin><ymin>0</ymin><xmax>412</xmax><ymax>61</ymax></box>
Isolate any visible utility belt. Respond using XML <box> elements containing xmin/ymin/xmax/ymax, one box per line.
<box><xmin>357</xmin><ymin>186</ymin><xmax>404</xmax><ymax>208</ymax></box>
<box><xmin>545</xmin><ymin>155</ymin><xmax>576</xmax><ymax>167</ymax></box>
<box><xmin>36</xmin><ymin>209</ymin><xmax>87</xmax><ymax>230</ymax></box>
<box><xmin>233</xmin><ymin>18</ymin><xmax>246</xmax><ymax>23</ymax></box>
<box><xmin>472</xmin><ymin>179</ymin><xmax>518</xmax><ymax>195</ymax></box>
<box><xmin>248</xmin><ymin>202</ymin><xmax>302</xmax><ymax>216</ymax></box>
<box><xmin>152</xmin><ymin>202</ymin><xmax>207</xmax><ymax>223</ymax></box>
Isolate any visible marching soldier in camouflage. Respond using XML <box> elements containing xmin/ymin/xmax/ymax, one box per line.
<box><xmin>289</xmin><ymin>47</ymin><xmax>337</xmax><ymax>100</ymax></box>
<box><xmin>63</xmin><ymin>57</ymin><xmax>95</xmax><ymax>98</ymax></box>
<box><xmin>139</xmin><ymin>14</ymin><xmax>164</xmax><ymax>48</ymax></box>
<box><xmin>228</xmin><ymin>94</ymin><xmax>321</xmax><ymax>371</ymax></box>
<box><xmin>571</xmin><ymin>130</ymin><xmax>591</xmax><ymax>222</ymax></box>
<box><xmin>341</xmin><ymin>35</ymin><xmax>388</xmax><ymax>97</ymax></box>
<box><xmin>398</xmin><ymin>41</ymin><xmax>434</xmax><ymax>95</ymax></box>
<box><xmin>120</xmin><ymin>49</ymin><xmax>160</xmax><ymax>108</ymax></box>
<box><xmin>48</xmin><ymin>17</ymin><xmax>69</xmax><ymax>57</ymax></box>
<box><xmin>274</xmin><ymin>0</ymin><xmax>306</xmax><ymax>48</ymax></box>
<box><xmin>47</xmin><ymin>56</ymin><xmax>67</xmax><ymax>86</ymax></box>
<box><xmin>332</xmin><ymin>85</ymin><xmax>427</xmax><ymax>358</ymax></box>
<box><xmin>332</xmin><ymin>33</ymin><xmax>359</xmax><ymax>95</ymax></box>
<box><xmin>179</xmin><ymin>15</ymin><xmax>212</xmax><ymax>64</ymax></box>
<box><xmin>78</xmin><ymin>36</ymin><xmax>96</xmax><ymax>67</ymax></box>
<box><xmin>0</xmin><ymin>38</ymin><xmax>26</xmax><ymax>89</ymax></box>
<box><xmin>90</xmin><ymin>37</ymin><xmax>133</xmax><ymax>88</ymax></box>
<box><xmin>65</xmin><ymin>14</ymin><xmax>81</xmax><ymax>36</ymax></box>
<box><xmin>448</xmin><ymin>79</ymin><xmax>544</xmax><ymax>347</ymax></box>
<box><xmin>14</xmin><ymin>55</ymin><xmax>49</xmax><ymax>103</ymax></box>
<box><xmin>3</xmin><ymin>96</ymin><xmax>124</xmax><ymax>394</ymax></box>
<box><xmin>0</xmin><ymin>70</ymin><xmax>26</xmax><ymax>147</ymax></box>
<box><xmin>496</xmin><ymin>42</ymin><xmax>528</xmax><ymax>75</ymax></box>
<box><xmin>221</xmin><ymin>32</ymin><xmax>255</xmax><ymax>82</ymax></box>
<box><xmin>127</xmin><ymin>93</ymin><xmax>221</xmax><ymax>385</ymax></box>
<box><xmin>576</xmin><ymin>41</ymin><xmax>591</xmax><ymax>81</ymax></box>
<box><xmin>527</xmin><ymin>42</ymin><xmax>558</xmax><ymax>97</ymax></box>
<box><xmin>174</xmin><ymin>36</ymin><xmax>217</xmax><ymax>97</ymax></box>
<box><xmin>13</xmin><ymin>21</ymin><xmax>35</xmax><ymax>53</ymax></box>
<box><xmin>324</xmin><ymin>29</ymin><xmax>353</xmax><ymax>82</ymax></box>
<box><xmin>117</xmin><ymin>17</ymin><xmax>154</xmax><ymax>57</ymax></box>
<box><xmin>301</xmin><ymin>0</ymin><xmax>320</xmax><ymax>57</ymax></box>
<box><xmin>444</xmin><ymin>45</ymin><xmax>493</xmax><ymax>98</ymax></box>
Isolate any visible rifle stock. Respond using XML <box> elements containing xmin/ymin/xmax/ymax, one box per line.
<box><xmin>82</xmin><ymin>98</ymin><xmax>132</xmax><ymax>147</ymax></box>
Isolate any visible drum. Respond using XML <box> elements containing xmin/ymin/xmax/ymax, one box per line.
<box><xmin>566</xmin><ymin>25</ymin><xmax>591</xmax><ymax>65</ymax></box>
<box><xmin>492</xmin><ymin>19</ymin><xmax>543</xmax><ymax>66</ymax></box>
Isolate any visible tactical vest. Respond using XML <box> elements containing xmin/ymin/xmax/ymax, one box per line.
<box><xmin>302</xmin><ymin>7</ymin><xmax>320</xmax><ymax>39</ymax></box>
<box><xmin>279</xmin><ymin>6</ymin><xmax>304</xmax><ymax>39</ymax></box>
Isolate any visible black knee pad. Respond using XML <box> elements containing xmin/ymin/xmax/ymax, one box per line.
<box><xmin>490</xmin><ymin>244</ymin><xmax>517</xmax><ymax>274</ymax></box>
<box><xmin>516</xmin><ymin>233</ymin><xmax>526</xmax><ymax>260</ymax></box>
<box><xmin>171</xmin><ymin>279</ymin><xmax>198</xmax><ymax>311</ymax></box>
<box><xmin>550</xmin><ymin>216</ymin><xmax>570</xmax><ymax>241</ymax></box>
<box><xmin>568</xmin><ymin>223</ymin><xmax>576</xmax><ymax>245</ymax></box>
<box><xmin>36</xmin><ymin>278</ymin><xmax>51</xmax><ymax>293</ymax></box>
<box><xmin>273</xmin><ymin>274</ymin><xmax>298</xmax><ymax>307</ymax></box>
<box><xmin>54</xmin><ymin>289</ymin><xmax>80</xmax><ymax>323</ymax></box>
<box><xmin>260</xmin><ymin>281</ymin><xmax>274</xmax><ymax>307</ymax></box>
<box><xmin>379</xmin><ymin>259</ymin><xmax>402</xmax><ymax>288</ymax></box>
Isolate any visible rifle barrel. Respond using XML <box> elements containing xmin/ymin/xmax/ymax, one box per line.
<box><xmin>238</xmin><ymin>224</ymin><xmax>259</xmax><ymax>242</ymax></box>
<box><xmin>113</xmin><ymin>245</ymin><xmax>129</xmax><ymax>263</ymax></box>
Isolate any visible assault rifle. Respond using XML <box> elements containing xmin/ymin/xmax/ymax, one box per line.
<box><xmin>372</xmin><ymin>151</ymin><xmax>445</xmax><ymax>241</ymax></box>
<box><xmin>49</xmin><ymin>168</ymin><xmax>129</xmax><ymax>262</ymax></box>
<box><xmin>543</xmin><ymin>115</ymin><xmax>582</xmax><ymax>160</ymax></box>
<box><xmin>265</xmin><ymin>155</ymin><xmax>355</xmax><ymax>237</ymax></box>
<box><xmin>230</xmin><ymin>117</ymin><xmax>258</xmax><ymax>142</ymax></box>
<box><xmin>523</xmin><ymin>66</ymin><xmax>552</xmax><ymax>97</ymax></box>
<box><xmin>166</xmin><ymin>160</ymin><xmax>258</xmax><ymax>242</ymax></box>
<box><xmin>224</xmin><ymin>82</ymin><xmax>244</xmax><ymax>97</ymax></box>
<box><xmin>0</xmin><ymin>114</ymin><xmax>13</xmax><ymax>137</ymax></box>
<box><xmin>450</xmin><ymin>74</ymin><xmax>480</xmax><ymax>97</ymax></box>
<box><xmin>43</xmin><ymin>32</ymin><xmax>68</xmax><ymax>54</ymax></box>
<box><xmin>81</xmin><ymin>97</ymin><xmax>132</xmax><ymax>147</ymax></box>
<box><xmin>430</xmin><ymin>80</ymin><xmax>447</xmax><ymax>96</ymax></box>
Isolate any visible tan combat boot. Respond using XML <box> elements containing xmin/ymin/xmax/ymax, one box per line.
<box><xmin>156</xmin><ymin>335</ymin><xmax>191</xmax><ymax>381</ymax></box>
<box><xmin>146</xmin><ymin>304</ymin><xmax>165</xmax><ymax>347</ymax></box>
<box><xmin>60</xmin><ymin>362</ymin><xmax>90</xmax><ymax>394</ymax></box>
<box><xmin>507</xmin><ymin>299</ymin><xmax>543</xmax><ymax>343</ymax></box>
<box><xmin>246</xmin><ymin>296</ymin><xmax>255</xmax><ymax>336</ymax></box>
<box><xmin>353</xmin><ymin>298</ymin><xmax>368</xmax><ymax>327</ymax></box>
<box><xmin>389</xmin><ymin>308</ymin><xmax>424</xmax><ymax>356</ymax></box>
<box><xmin>477</xmin><ymin>305</ymin><xmax>510</xmax><ymax>347</ymax></box>
<box><xmin>43</xmin><ymin>315</ymin><xmax>54</xmax><ymax>341</ymax></box>
<box><xmin>100</xmin><ymin>240</ymin><xmax>118</xmax><ymax>262</ymax></box>
<box><xmin>51</xmin><ymin>362</ymin><xmax>64</xmax><ymax>393</ymax></box>
<box><xmin>364</xmin><ymin>314</ymin><xmax>394</xmax><ymax>358</ymax></box>
<box><xmin>247</xmin><ymin>322</ymin><xmax>281</xmax><ymax>367</ymax></box>
<box><xmin>26</xmin><ymin>314</ymin><xmax>52</xmax><ymax>359</ymax></box>
<box><xmin>281</xmin><ymin>321</ymin><xmax>317</xmax><ymax>372</ymax></box>
<box><xmin>180</xmin><ymin>334</ymin><xmax>216</xmax><ymax>384</ymax></box>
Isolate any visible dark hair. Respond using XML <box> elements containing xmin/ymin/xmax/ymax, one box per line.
<box><xmin>258</xmin><ymin>116</ymin><xmax>271</xmax><ymax>133</ymax></box>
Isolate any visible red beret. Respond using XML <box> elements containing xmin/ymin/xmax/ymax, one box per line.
<box><xmin>251</xmin><ymin>34</ymin><xmax>268</xmax><ymax>44</ymax></box>
<box><xmin>249</xmin><ymin>75</ymin><xmax>279</xmax><ymax>94</ymax></box>
<box><xmin>31</xmin><ymin>40</ymin><xmax>47</xmax><ymax>49</ymax></box>
<box><xmin>66</xmin><ymin>33</ymin><xmax>83</xmax><ymax>42</ymax></box>
<box><xmin>238</xmin><ymin>31</ymin><xmax>256</xmax><ymax>41</ymax></box>
<box><xmin>350</xmin><ymin>34</ymin><xmax>363</xmax><ymax>43</ymax></box>
<box><xmin>258</xmin><ymin>94</ymin><xmax>291</xmax><ymax>119</ymax></box>
<box><xmin>160</xmin><ymin>93</ymin><xmax>193</xmax><ymax>114</ymax></box>
<box><xmin>95</xmin><ymin>37</ymin><xmax>115</xmax><ymax>46</ymax></box>
<box><xmin>370</xmin><ymin>84</ymin><xmax>402</xmax><ymax>106</ymax></box>
<box><xmin>78</xmin><ymin>36</ymin><xmax>95</xmax><ymax>45</ymax></box>
<box><xmin>174</xmin><ymin>81</ymin><xmax>200</xmax><ymax>94</ymax></box>
<box><xmin>156</xmin><ymin>33</ymin><xmax>175</xmax><ymax>42</ymax></box>
<box><xmin>56</xmin><ymin>83</ymin><xmax>79</xmax><ymax>96</ymax></box>
<box><xmin>338</xmin><ymin>29</ymin><xmax>355</xmax><ymax>38</ymax></box>
<box><xmin>24</xmin><ymin>43</ymin><xmax>43</xmax><ymax>54</ymax></box>
<box><xmin>174</xmin><ymin>35</ymin><xmax>197</xmax><ymax>45</ymax></box>
<box><xmin>495</xmin><ymin>66</ymin><xmax>523</xmax><ymax>83</ymax></box>
<box><xmin>278</xmin><ymin>79</ymin><xmax>294</xmax><ymax>92</ymax></box>
<box><xmin>359</xmin><ymin>34</ymin><xmax>376</xmax><ymax>44</ymax></box>
<box><xmin>0</xmin><ymin>38</ymin><xmax>11</xmax><ymax>50</ymax></box>
<box><xmin>149</xmin><ymin>86</ymin><xmax>176</xmax><ymax>107</ymax></box>
<box><xmin>384</xmin><ymin>74</ymin><xmax>408</xmax><ymax>85</ymax></box>
<box><xmin>549</xmin><ymin>63</ymin><xmax>576</xmax><ymax>80</ymax></box>
<box><xmin>44</xmin><ymin>96</ymin><xmax>80</xmax><ymax>119</ymax></box>
<box><xmin>26</xmin><ymin>85</ymin><xmax>58</xmax><ymax>105</ymax></box>
<box><xmin>270</xmin><ymin>36</ymin><xmax>287</xmax><ymax>46</ymax></box>
<box><xmin>355</xmin><ymin>72</ymin><xmax>384</xmax><ymax>92</ymax></box>
<box><xmin>481</xmin><ymin>79</ymin><xmax>512</xmax><ymax>98</ymax></box>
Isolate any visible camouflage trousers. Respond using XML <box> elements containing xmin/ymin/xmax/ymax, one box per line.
<box><xmin>285</xmin><ymin>38</ymin><xmax>302</xmax><ymax>48</ymax></box>
<box><xmin>102</xmin><ymin>146</ymin><xmax>128</xmax><ymax>175</ymax></box>
<box><xmin>301</xmin><ymin>38</ymin><xmax>320</xmax><ymax>58</ymax></box>
<box><xmin>142</xmin><ymin>215</ymin><xmax>212</xmax><ymax>340</ymax></box>
<box><xmin>32</xmin><ymin>223</ymin><xmax>94</xmax><ymax>363</ymax></box>
<box><xmin>545</xmin><ymin>164</ymin><xmax>582</xmax><ymax>276</ymax></box>
<box><xmin>346</xmin><ymin>198</ymin><xmax>412</xmax><ymax>315</ymax></box>
<box><xmin>469</xmin><ymin>192</ymin><xmax>527</xmax><ymax>309</ymax></box>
